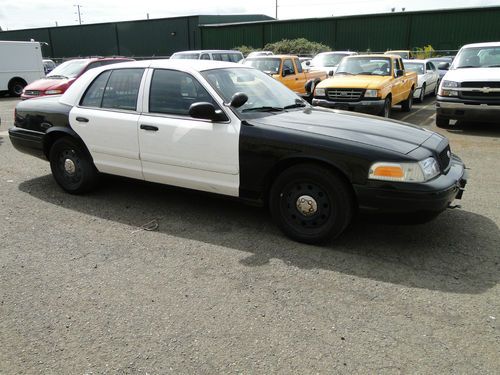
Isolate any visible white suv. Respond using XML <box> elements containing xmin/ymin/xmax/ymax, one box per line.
<box><xmin>436</xmin><ymin>42</ymin><xmax>500</xmax><ymax>127</ymax></box>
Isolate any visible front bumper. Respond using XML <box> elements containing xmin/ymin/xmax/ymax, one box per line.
<box><xmin>312</xmin><ymin>98</ymin><xmax>385</xmax><ymax>115</ymax></box>
<box><xmin>354</xmin><ymin>156</ymin><xmax>467</xmax><ymax>214</ymax></box>
<box><xmin>8</xmin><ymin>127</ymin><xmax>46</xmax><ymax>160</ymax></box>
<box><xmin>436</xmin><ymin>97</ymin><xmax>500</xmax><ymax>123</ymax></box>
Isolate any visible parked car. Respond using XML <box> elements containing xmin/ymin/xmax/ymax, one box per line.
<box><xmin>171</xmin><ymin>50</ymin><xmax>243</xmax><ymax>62</ymax></box>
<box><xmin>21</xmin><ymin>57</ymin><xmax>134</xmax><ymax>100</ymax></box>
<box><xmin>299</xmin><ymin>57</ymin><xmax>312</xmax><ymax>70</ymax></box>
<box><xmin>428</xmin><ymin>57</ymin><xmax>455</xmax><ymax>79</ymax></box>
<box><xmin>243</xmin><ymin>55</ymin><xmax>327</xmax><ymax>99</ymax></box>
<box><xmin>385</xmin><ymin>50</ymin><xmax>415</xmax><ymax>59</ymax></box>
<box><xmin>247</xmin><ymin>51</ymin><xmax>274</xmax><ymax>57</ymax></box>
<box><xmin>43</xmin><ymin>59</ymin><xmax>56</xmax><ymax>75</ymax></box>
<box><xmin>0</xmin><ymin>41</ymin><xmax>45</xmax><ymax>97</ymax></box>
<box><xmin>436</xmin><ymin>41</ymin><xmax>500</xmax><ymax>127</ymax></box>
<box><xmin>403</xmin><ymin>59</ymin><xmax>440</xmax><ymax>101</ymax></box>
<box><xmin>8</xmin><ymin>60</ymin><xmax>467</xmax><ymax>243</ymax></box>
<box><xmin>308</xmin><ymin>51</ymin><xmax>358</xmax><ymax>76</ymax></box>
<box><xmin>312</xmin><ymin>54</ymin><xmax>417</xmax><ymax>117</ymax></box>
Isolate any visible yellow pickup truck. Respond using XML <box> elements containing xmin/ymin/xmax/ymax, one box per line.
<box><xmin>311</xmin><ymin>54</ymin><xmax>417</xmax><ymax>117</ymax></box>
<box><xmin>243</xmin><ymin>55</ymin><xmax>327</xmax><ymax>99</ymax></box>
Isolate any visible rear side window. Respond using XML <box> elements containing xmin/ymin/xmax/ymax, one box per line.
<box><xmin>80</xmin><ymin>68</ymin><xmax>144</xmax><ymax>111</ymax></box>
<box><xmin>201</xmin><ymin>54</ymin><xmax>210</xmax><ymax>60</ymax></box>
<box><xmin>149</xmin><ymin>69</ymin><xmax>218</xmax><ymax>116</ymax></box>
<box><xmin>294</xmin><ymin>58</ymin><xmax>303</xmax><ymax>73</ymax></box>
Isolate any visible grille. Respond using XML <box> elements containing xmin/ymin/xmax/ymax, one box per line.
<box><xmin>461</xmin><ymin>81</ymin><xmax>500</xmax><ymax>88</ymax></box>
<box><xmin>460</xmin><ymin>81</ymin><xmax>500</xmax><ymax>100</ymax></box>
<box><xmin>24</xmin><ymin>90</ymin><xmax>41</xmax><ymax>96</ymax></box>
<box><xmin>438</xmin><ymin>144</ymin><xmax>451</xmax><ymax>172</ymax></box>
<box><xmin>326</xmin><ymin>88</ymin><xmax>364</xmax><ymax>101</ymax></box>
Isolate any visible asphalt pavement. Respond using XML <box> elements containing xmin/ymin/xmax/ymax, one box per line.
<box><xmin>0</xmin><ymin>95</ymin><xmax>499</xmax><ymax>374</ymax></box>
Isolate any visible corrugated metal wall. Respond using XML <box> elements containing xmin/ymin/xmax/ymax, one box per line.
<box><xmin>201</xmin><ymin>7</ymin><xmax>500</xmax><ymax>52</ymax></box>
<box><xmin>0</xmin><ymin>14</ymin><xmax>273</xmax><ymax>58</ymax></box>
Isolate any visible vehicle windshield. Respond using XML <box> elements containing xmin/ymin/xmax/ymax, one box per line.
<box><xmin>310</xmin><ymin>53</ymin><xmax>346</xmax><ymax>67</ymax></box>
<box><xmin>47</xmin><ymin>59</ymin><xmax>88</xmax><ymax>78</ymax></box>
<box><xmin>171</xmin><ymin>53</ymin><xmax>200</xmax><ymax>60</ymax></box>
<box><xmin>201</xmin><ymin>67</ymin><xmax>308</xmax><ymax>115</ymax></box>
<box><xmin>336</xmin><ymin>57</ymin><xmax>391</xmax><ymax>76</ymax></box>
<box><xmin>453</xmin><ymin>46</ymin><xmax>500</xmax><ymax>68</ymax></box>
<box><xmin>405</xmin><ymin>62</ymin><xmax>424</xmax><ymax>75</ymax></box>
<box><xmin>242</xmin><ymin>58</ymin><xmax>281</xmax><ymax>75</ymax></box>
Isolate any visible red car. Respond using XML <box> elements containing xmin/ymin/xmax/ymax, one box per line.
<box><xmin>21</xmin><ymin>57</ymin><xmax>134</xmax><ymax>100</ymax></box>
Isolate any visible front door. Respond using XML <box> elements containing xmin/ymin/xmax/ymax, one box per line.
<box><xmin>138</xmin><ymin>69</ymin><xmax>240</xmax><ymax>196</ymax></box>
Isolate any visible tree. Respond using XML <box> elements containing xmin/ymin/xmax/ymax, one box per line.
<box><xmin>263</xmin><ymin>38</ymin><xmax>331</xmax><ymax>55</ymax></box>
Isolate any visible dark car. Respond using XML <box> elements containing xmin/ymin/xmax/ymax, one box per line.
<box><xmin>21</xmin><ymin>57</ymin><xmax>134</xmax><ymax>100</ymax></box>
<box><xmin>9</xmin><ymin>60</ymin><xmax>467</xmax><ymax>244</ymax></box>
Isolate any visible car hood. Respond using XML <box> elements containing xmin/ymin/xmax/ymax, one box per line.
<box><xmin>317</xmin><ymin>75</ymin><xmax>393</xmax><ymax>90</ymax></box>
<box><xmin>444</xmin><ymin>67</ymin><xmax>500</xmax><ymax>82</ymax></box>
<box><xmin>24</xmin><ymin>77</ymin><xmax>75</xmax><ymax>91</ymax></box>
<box><xmin>248</xmin><ymin>107</ymin><xmax>433</xmax><ymax>155</ymax></box>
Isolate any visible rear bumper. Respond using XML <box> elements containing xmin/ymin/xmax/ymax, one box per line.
<box><xmin>354</xmin><ymin>157</ymin><xmax>467</xmax><ymax>214</ymax></box>
<box><xmin>8</xmin><ymin>127</ymin><xmax>47</xmax><ymax>160</ymax></box>
<box><xmin>312</xmin><ymin>98</ymin><xmax>385</xmax><ymax>115</ymax></box>
<box><xmin>436</xmin><ymin>97</ymin><xmax>500</xmax><ymax>123</ymax></box>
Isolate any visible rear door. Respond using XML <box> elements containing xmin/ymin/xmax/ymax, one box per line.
<box><xmin>69</xmin><ymin>68</ymin><xmax>146</xmax><ymax>179</ymax></box>
<box><xmin>425</xmin><ymin>62</ymin><xmax>439</xmax><ymax>92</ymax></box>
<box><xmin>293</xmin><ymin>57</ymin><xmax>307</xmax><ymax>94</ymax></box>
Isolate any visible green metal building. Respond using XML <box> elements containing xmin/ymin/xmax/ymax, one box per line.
<box><xmin>0</xmin><ymin>14</ymin><xmax>273</xmax><ymax>58</ymax></box>
<box><xmin>200</xmin><ymin>6</ymin><xmax>500</xmax><ymax>52</ymax></box>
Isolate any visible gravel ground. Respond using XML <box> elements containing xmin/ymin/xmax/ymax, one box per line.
<box><xmin>0</xmin><ymin>95</ymin><xmax>499</xmax><ymax>374</ymax></box>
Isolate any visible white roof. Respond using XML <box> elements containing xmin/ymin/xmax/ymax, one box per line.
<box><xmin>93</xmin><ymin>59</ymin><xmax>245</xmax><ymax>72</ymax></box>
<box><xmin>461</xmin><ymin>42</ymin><xmax>500</xmax><ymax>48</ymax></box>
<box><xmin>403</xmin><ymin>59</ymin><xmax>427</xmax><ymax>64</ymax></box>
<box><xmin>172</xmin><ymin>50</ymin><xmax>242</xmax><ymax>54</ymax></box>
<box><xmin>316</xmin><ymin>51</ymin><xmax>356</xmax><ymax>55</ymax></box>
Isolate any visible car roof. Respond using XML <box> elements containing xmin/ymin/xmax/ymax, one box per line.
<box><xmin>316</xmin><ymin>51</ymin><xmax>356</xmax><ymax>55</ymax></box>
<box><xmin>346</xmin><ymin>54</ymin><xmax>392</xmax><ymax>59</ymax></box>
<box><xmin>384</xmin><ymin>50</ymin><xmax>411</xmax><ymax>53</ymax></box>
<box><xmin>246</xmin><ymin>54</ymin><xmax>298</xmax><ymax>59</ymax></box>
<box><xmin>172</xmin><ymin>50</ymin><xmax>243</xmax><ymax>54</ymax></box>
<box><xmin>91</xmin><ymin>59</ymin><xmax>246</xmax><ymax>72</ymax></box>
<box><xmin>461</xmin><ymin>42</ymin><xmax>500</xmax><ymax>48</ymax></box>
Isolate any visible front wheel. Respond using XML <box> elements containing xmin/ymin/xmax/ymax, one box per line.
<box><xmin>380</xmin><ymin>97</ymin><xmax>391</xmax><ymax>118</ymax></box>
<box><xmin>269</xmin><ymin>164</ymin><xmax>353</xmax><ymax>244</ymax></box>
<box><xmin>418</xmin><ymin>84</ymin><xmax>426</xmax><ymax>102</ymax></box>
<box><xmin>49</xmin><ymin>137</ymin><xmax>99</xmax><ymax>194</ymax></box>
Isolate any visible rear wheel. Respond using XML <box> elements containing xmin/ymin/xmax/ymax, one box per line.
<box><xmin>380</xmin><ymin>97</ymin><xmax>391</xmax><ymax>118</ymax></box>
<box><xmin>49</xmin><ymin>137</ymin><xmax>99</xmax><ymax>194</ymax></box>
<box><xmin>269</xmin><ymin>164</ymin><xmax>353</xmax><ymax>244</ymax></box>
<box><xmin>418</xmin><ymin>84</ymin><xmax>426</xmax><ymax>102</ymax></box>
<box><xmin>8</xmin><ymin>80</ymin><xmax>25</xmax><ymax>97</ymax></box>
<box><xmin>436</xmin><ymin>115</ymin><xmax>450</xmax><ymax>128</ymax></box>
<box><xmin>401</xmin><ymin>89</ymin><xmax>413</xmax><ymax>112</ymax></box>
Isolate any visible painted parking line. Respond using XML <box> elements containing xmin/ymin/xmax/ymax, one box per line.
<box><xmin>399</xmin><ymin>100</ymin><xmax>436</xmax><ymax>122</ymax></box>
<box><xmin>0</xmin><ymin>131</ymin><xmax>8</xmax><ymax>136</ymax></box>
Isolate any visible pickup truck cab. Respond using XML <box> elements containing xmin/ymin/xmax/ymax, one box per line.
<box><xmin>243</xmin><ymin>55</ymin><xmax>327</xmax><ymax>98</ymax></box>
<box><xmin>312</xmin><ymin>54</ymin><xmax>417</xmax><ymax>117</ymax></box>
<box><xmin>436</xmin><ymin>42</ymin><xmax>500</xmax><ymax>127</ymax></box>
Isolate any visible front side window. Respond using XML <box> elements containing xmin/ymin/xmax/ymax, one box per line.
<box><xmin>201</xmin><ymin>54</ymin><xmax>210</xmax><ymax>60</ymax></box>
<box><xmin>283</xmin><ymin>59</ymin><xmax>295</xmax><ymax>74</ymax></box>
<box><xmin>149</xmin><ymin>69</ymin><xmax>218</xmax><ymax>116</ymax></box>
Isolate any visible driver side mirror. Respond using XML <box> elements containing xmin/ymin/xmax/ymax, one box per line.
<box><xmin>189</xmin><ymin>102</ymin><xmax>227</xmax><ymax>122</ymax></box>
<box><xmin>282</xmin><ymin>68</ymin><xmax>292</xmax><ymax>77</ymax></box>
<box><xmin>328</xmin><ymin>69</ymin><xmax>334</xmax><ymax>77</ymax></box>
<box><xmin>395</xmin><ymin>69</ymin><xmax>404</xmax><ymax>77</ymax></box>
<box><xmin>437</xmin><ymin>62</ymin><xmax>450</xmax><ymax>70</ymax></box>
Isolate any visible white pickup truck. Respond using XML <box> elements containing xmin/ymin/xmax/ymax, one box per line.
<box><xmin>436</xmin><ymin>42</ymin><xmax>500</xmax><ymax>127</ymax></box>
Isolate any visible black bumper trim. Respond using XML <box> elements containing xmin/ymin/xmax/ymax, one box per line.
<box><xmin>312</xmin><ymin>98</ymin><xmax>385</xmax><ymax>115</ymax></box>
<box><xmin>8</xmin><ymin>127</ymin><xmax>47</xmax><ymax>160</ymax></box>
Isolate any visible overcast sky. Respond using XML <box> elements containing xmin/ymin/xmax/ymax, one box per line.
<box><xmin>0</xmin><ymin>0</ymin><xmax>499</xmax><ymax>30</ymax></box>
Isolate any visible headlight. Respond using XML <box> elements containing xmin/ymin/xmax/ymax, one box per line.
<box><xmin>364</xmin><ymin>89</ymin><xmax>378</xmax><ymax>98</ymax></box>
<box><xmin>45</xmin><ymin>89</ymin><xmax>63</xmax><ymax>95</ymax></box>
<box><xmin>315</xmin><ymin>88</ymin><xmax>326</xmax><ymax>96</ymax></box>
<box><xmin>439</xmin><ymin>80</ymin><xmax>459</xmax><ymax>97</ymax></box>
<box><xmin>368</xmin><ymin>157</ymin><xmax>440</xmax><ymax>182</ymax></box>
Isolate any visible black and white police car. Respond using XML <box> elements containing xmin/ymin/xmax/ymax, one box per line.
<box><xmin>9</xmin><ymin>60</ymin><xmax>467</xmax><ymax>243</ymax></box>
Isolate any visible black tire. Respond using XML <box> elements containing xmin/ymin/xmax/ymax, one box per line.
<box><xmin>418</xmin><ymin>84</ymin><xmax>426</xmax><ymax>102</ymax></box>
<box><xmin>49</xmin><ymin>137</ymin><xmax>99</xmax><ymax>194</ymax></box>
<box><xmin>380</xmin><ymin>97</ymin><xmax>391</xmax><ymax>118</ymax></box>
<box><xmin>401</xmin><ymin>89</ymin><xmax>413</xmax><ymax>112</ymax></box>
<box><xmin>8</xmin><ymin>80</ymin><xmax>25</xmax><ymax>97</ymax></box>
<box><xmin>436</xmin><ymin>115</ymin><xmax>450</xmax><ymax>128</ymax></box>
<box><xmin>433</xmin><ymin>81</ymin><xmax>440</xmax><ymax>96</ymax></box>
<box><xmin>269</xmin><ymin>164</ymin><xmax>353</xmax><ymax>244</ymax></box>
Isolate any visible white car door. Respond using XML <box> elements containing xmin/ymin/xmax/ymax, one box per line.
<box><xmin>137</xmin><ymin>68</ymin><xmax>240</xmax><ymax>196</ymax></box>
<box><xmin>69</xmin><ymin>68</ymin><xmax>146</xmax><ymax>179</ymax></box>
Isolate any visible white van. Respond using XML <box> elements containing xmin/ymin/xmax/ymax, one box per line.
<box><xmin>170</xmin><ymin>50</ymin><xmax>244</xmax><ymax>63</ymax></box>
<box><xmin>0</xmin><ymin>41</ymin><xmax>45</xmax><ymax>96</ymax></box>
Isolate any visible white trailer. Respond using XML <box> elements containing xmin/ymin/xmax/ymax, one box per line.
<box><xmin>0</xmin><ymin>41</ymin><xmax>45</xmax><ymax>96</ymax></box>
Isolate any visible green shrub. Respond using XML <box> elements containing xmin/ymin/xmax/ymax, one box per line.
<box><xmin>263</xmin><ymin>38</ymin><xmax>331</xmax><ymax>55</ymax></box>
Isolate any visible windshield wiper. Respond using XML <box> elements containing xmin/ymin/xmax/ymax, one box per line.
<box><xmin>284</xmin><ymin>100</ymin><xmax>307</xmax><ymax>110</ymax></box>
<box><xmin>487</xmin><ymin>65</ymin><xmax>500</xmax><ymax>67</ymax></box>
<box><xmin>47</xmin><ymin>74</ymin><xmax>68</xmax><ymax>79</ymax></box>
<box><xmin>455</xmin><ymin>66</ymin><xmax>478</xmax><ymax>69</ymax></box>
<box><xmin>242</xmin><ymin>106</ymin><xmax>284</xmax><ymax>113</ymax></box>
<box><xmin>335</xmin><ymin>71</ymin><xmax>354</xmax><ymax>75</ymax></box>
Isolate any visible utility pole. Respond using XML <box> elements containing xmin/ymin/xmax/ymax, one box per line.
<box><xmin>275</xmin><ymin>0</ymin><xmax>278</xmax><ymax>19</ymax></box>
<box><xmin>74</xmin><ymin>4</ymin><xmax>83</xmax><ymax>25</ymax></box>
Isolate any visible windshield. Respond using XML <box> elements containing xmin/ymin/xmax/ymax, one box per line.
<box><xmin>243</xmin><ymin>58</ymin><xmax>281</xmax><ymax>75</ymax></box>
<box><xmin>336</xmin><ymin>57</ymin><xmax>391</xmax><ymax>76</ymax></box>
<box><xmin>310</xmin><ymin>53</ymin><xmax>346</xmax><ymax>67</ymax></box>
<box><xmin>405</xmin><ymin>62</ymin><xmax>424</xmax><ymax>75</ymax></box>
<box><xmin>171</xmin><ymin>53</ymin><xmax>200</xmax><ymax>60</ymax></box>
<box><xmin>47</xmin><ymin>59</ymin><xmax>88</xmax><ymax>78</ymax></box>
<box><xmin>201</xmin><ymin>67</ymin><xmax>308</xmax><ymax>115</ymax></box>
<box><xmin>453</xmin><ymin>46</ymin><xmax>500</xmax><ymax>68</ymax></box>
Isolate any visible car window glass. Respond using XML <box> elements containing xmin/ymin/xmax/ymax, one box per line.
<box><xmin>85</xmin><ymin>62</ymin><xmax>102</xmax><ymax>71</ymax></box>
<box><xmin>283</xmin><ymin>59</ymin><xmax>295</xmax><ymax>74</ymax></box>
<box><xmin>101</xmin><ymin>69</ymin><xmax>144</xmax><ymax>111</ymax></box>
<box><xmin>201</xmin><ymin>54</ymin><xmax>210</xmax><ymax>60</ymax></box>
<box><xmin>149</xmin><ymin>69</ymin><xmax>218</xmax><ymax>116</ymax></box>
<box><xmin>212</xmin><ymin>53</ymin><xmax>222</xmax><ymax>61</ymax></box>
<box><xmin>294</xmin><ymin>58</ymin><xmax>303</xmax><ymax>73</ymax></box>
<box><xmin>229</xmin><ymin>53</ymin><xmax>243</xmax><ymax>62</ymax></box>
<box><xmin>80</xmin><ymin>70</ymin><xmax>112</xmax><ymax>107</ymax></box>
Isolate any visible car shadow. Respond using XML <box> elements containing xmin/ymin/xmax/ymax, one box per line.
<box><xmin>19</xmin><ymin>174</ymin><xmax>500</xmax><ymax>295</ymax></box>
<box><xmin>444</xmin><ymin>121</ymin><xmax>500</xmax><ymax>138</ymax></box>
